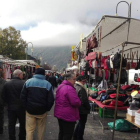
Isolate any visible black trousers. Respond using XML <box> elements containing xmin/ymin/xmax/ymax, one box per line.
<box><xmin>8</xmin><ymin>109</ymin><xmax>26</xmax><ymax>140</ymax></box>
<box><xmin>73</xmin><ymin>114</ymin><xmax>88</xmax><ymax>140</ymax></box>
<box><xmin>0</xmin><ymin>106</ymin><xmax>4</xmax><ymax>133</ymax></box>
<box><xmin>58</xmin><ymin>119</ymin><xmax>76</xmax><ymax>140</ymax></box>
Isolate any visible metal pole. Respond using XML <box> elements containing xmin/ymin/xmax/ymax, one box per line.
<box><xmin>129</xmin><ymin>2</ymin><xmax>132</xmax><ymax>18</ymax></box>
<box><xmin>26</xmin><ymin>46</ymin><xmax>28</xmax><ymax>60</ymax></box>
<box><xmin>112</xmin><ymin>44</ymin><xmax>125</xmax><ymax>140</ymax></box>
<box><xmin>116</xmin><ymin>1</ymin><xmax>129</xmax><ymax>17</ymax></box>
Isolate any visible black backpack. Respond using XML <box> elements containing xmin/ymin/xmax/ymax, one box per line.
<box><xmin>113</xmin><ymin>53</ymin><xmax>121</xmax><ymax>69</ymax></box>
<box><xmin>113</xmin><ymin>53</ymin><xmax>127</xmax><ymax>68</ymax></box>
<box><xmin>84</xmin><ymin>62</ymin><xmax>90</xmax><ymax>71</ymax></box>
<box><xmin>116</xmin><ymin>69</ymin><xmax>128</xmax><ymax>84</ymax></box>
<box><xmin>106</xmin><ymin>57</ymin><xmax>111</xmax><ymax>69</ymax></box>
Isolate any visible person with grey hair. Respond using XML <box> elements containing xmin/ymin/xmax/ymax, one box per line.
<box><xmin>54</xmin><ymin>72</ymin><xmax>81</xmax><ymax>140</ymax></box>
<box><xmin>2</xmin><ymin>69</ymin><xmax>26</xmax><ymax>140</ymax></box>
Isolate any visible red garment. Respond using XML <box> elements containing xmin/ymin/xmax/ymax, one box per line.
<box><xmin>81</xmin><ymin>71</ymin><xmax>84</xmax><ymax>76</ymax></box>
<box><xmin>105</xmin><ymin>70</ymin><xmax>109</xmax><ymax>80</ymax></box>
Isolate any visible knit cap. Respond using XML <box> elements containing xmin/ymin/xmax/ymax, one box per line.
<box><xmin>35</xmin><ymin>68</ymin><xmax>45</xmax><ymax>75</ymax></box>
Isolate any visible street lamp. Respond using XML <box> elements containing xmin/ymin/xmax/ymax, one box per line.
<box><xmin>26</xmin><ymin>42</ymin><xmax>33</xmax><ymax>60</ymax></box>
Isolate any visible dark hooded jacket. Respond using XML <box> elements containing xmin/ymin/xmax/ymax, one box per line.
<box><xmin>2</xmin><ymin>77</ymin><xmax>24</xmax><ymax>110</ymax></box>
<box><xmin>74</xmin><ymin>81</ymin><xmax>90</xmax><ymax>114</ymax></box>
<box><xmin>0</xmin><ymin>77</ymin><xmax>6</xmax><ymax>107</ymax></box>
<box><xmin>21</xmin><ymin>74</ymin><xmax>54</xmax><ymax>115</ymax></box>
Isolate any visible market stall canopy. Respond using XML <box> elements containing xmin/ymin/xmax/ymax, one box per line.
<box><xmin>66</xmin><ymin>65</ymin><xmax>78</xmax><ymax>71</ymax></box>
<box><xmin>16</xmin><ymin>60</ymin><xmax>38</xmax><ymax>66</ymax></box>
<box><xmin>71</xmin><ymin>65</ymin><xmax>78</xmax><ymax>70</ymax></box>
<box><xmin>87</xmin><ymin>15</ymin><xmax>140</xmax><ymax>54</ymax></box>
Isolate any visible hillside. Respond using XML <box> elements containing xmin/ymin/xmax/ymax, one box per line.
<box><xmin>32</xmin><ymin>46</ymin><xmax>71</xmax><ymax>70</ymax></box>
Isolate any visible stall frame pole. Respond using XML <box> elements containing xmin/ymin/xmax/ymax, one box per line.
<box><xmin>111</xmin><ymin>43</ymin><xmax>125</xmax><ymax>140</ymax></box>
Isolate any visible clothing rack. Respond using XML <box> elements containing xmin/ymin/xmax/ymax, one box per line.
<box><xmin>102</xmin><ymin>41</ymin><xmax>140</xmax><ymax>140</ymax></box>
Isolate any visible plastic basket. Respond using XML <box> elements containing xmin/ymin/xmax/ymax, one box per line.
<box><xmin>99</xmin><ymin>107</ymin><xmax>115</xmax><ymax>118</ymax></box>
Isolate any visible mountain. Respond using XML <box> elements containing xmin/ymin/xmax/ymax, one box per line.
<box><xmin>32</xmin><ymin>46</ymin><xmax>71</xmax><ymax>70</ymax></box>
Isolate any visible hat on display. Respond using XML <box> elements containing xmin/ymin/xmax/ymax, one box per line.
<box><xmin>131</xmin><ymin>90</ymin><xmax>138</xmax><ymax>97</ymax></box>
<box><xmin>35</xmin><ymin>68</ymin><xmax>45</xmax><ymax>75</ymax></box>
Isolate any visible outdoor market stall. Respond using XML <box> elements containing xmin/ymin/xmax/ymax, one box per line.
<box><xmin>0</xmin><ymin>55</ymin><xmax>38</xmax><ymax>80</ymax></box>
<box><xmin>80</xmin><ymin>3</ymin><xmax>140</xmax><ymax>139</ymax></box>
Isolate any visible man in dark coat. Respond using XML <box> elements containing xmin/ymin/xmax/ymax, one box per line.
<box><xmin>73</xmin><ymin>75</ymin><xmax>90</xmax><ymax>140</ymax></box>
<box><xmin>2</xmin><ymin>69</ymin><xmax>26</xmax><ymax>140</ymax></box>
<box><xmin>0</xmin><ymin>66</ymin><xmax>6</xmax><ymax>134</ymax></box>
<box><xmin>49</xmin><ymin>73</ymin><xmax>57</xmax><ymax>89</ymax></box>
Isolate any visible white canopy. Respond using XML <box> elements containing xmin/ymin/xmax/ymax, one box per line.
<box><xmin>66</xmin><ymin>65</ymin><xmax>79</xmax><ymax>71</ymax></box>
<box><xmin>16</xmin><ymin>60</ymin><xmax>38</xmax><ymax>66</ymax></box>
<box><xmin>86</xmin><ymin>15</ymin><xmax>140</xmax><ymax>54</ymax></box>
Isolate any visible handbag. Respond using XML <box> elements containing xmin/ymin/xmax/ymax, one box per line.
<box><xmin>106</xmin><ymin>89</ymin><xmax>116</xmax><ymax>95</ymax></box>
<box><xmin>109</xmin><ymin>100</ymin><xmax>123</xmax><ymax>107</ymax></box>
<box><xmin>104</xmin><ymin>58</ymin><xmax>109</xmax><ymax>70</ymax></box>
<box><xmin>121</xmin><ymin>85</ymin><xmax>131</xmax><ymax>90</ymax></box>
<box><xmin>90</xmin><ymin>35</ymin><xmax>98</xmax><ymax>49</ymax></box>
<box><xmin>135</xmin><ymin>51</ymin><xmax>139</xmax><ymax>70</ymax></box>
<box><xmin>126</xmin><ymin>53</ymin><xmax>130</xmax><ymax>70</ymax></box>
<box><xmin>98</xmin><ymin>90</ymin><xmax>106</xmax><ymax>95</ymax></box>
<box><xmin>134</xmin><ymin>70</ymin><xmax>140</xmax><ymax>82</ymax></box>
<box><xmin>122</xmin><ymin>54</ymin><xmax>127</xmax><ymax>67</ymax></box>
<box><xmin>131</xmin><ymin>51</ymin><xmax>137</xmax><ymax>69</ymax></box>
<box><xmin>88</xmin><ymin>52</ymin><xmax>97</xmax><ymax>60</ymax></box>
<box><xmin>101</xmin><ymin>57</ymin><xmax>106</xmax><ymax>68</ymax></box>
<box><xmin>97</xmin><ymin>52</ymin><xmax>102</xmax><ymax>60</ymax></box>
<box><xmin>113</xmin><ymin>53</ymin><xmax>121</xmax><ymax>69</ymax></box>
<box><xmin>109</xmin><ymin>94</ymin><xmax>126</xmax><ymax>99</ymax></box>
<box><xmin>102</xmin><ymin>99</ymin><xmax>113</xmax><ymax>105</ymax></box>
<box><xmin>90</xmin><ymin>92</ymin><xmax>98</xmax><ymax>99</ymax></box>
<box><xmin>106</xmin><ymin>57</ymin><xmax>111</xmax><ymax>69</ymax></box>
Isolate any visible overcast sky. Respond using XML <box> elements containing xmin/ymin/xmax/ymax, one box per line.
<box><xmin>0</xmin><ymin>0</ymin><xmax>139</xmax><ymax>47</ymax></box>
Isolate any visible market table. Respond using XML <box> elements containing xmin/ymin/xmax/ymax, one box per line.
<box><xmin>126</xmin><ymin>119</ymin><xmax>140</xmax><ymax>140</ymax></box>
<box><xmin>89</xmin><ymin>96</ymin><xmax>129</xmax><ymax>131</ymax></box>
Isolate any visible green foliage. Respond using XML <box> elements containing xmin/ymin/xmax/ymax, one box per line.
<box><xmin>0</xmin><ymin>26</ymin><xmax>27</xmax><ymax>59</ymax></box>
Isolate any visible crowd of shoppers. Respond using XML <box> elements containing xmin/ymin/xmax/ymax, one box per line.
<box><xmin>0</xmin><ymin>67</ymin><xmax>90</xmax><ymax>140</ymax></box>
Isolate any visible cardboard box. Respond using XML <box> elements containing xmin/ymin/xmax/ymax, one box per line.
<box><xmin>127</xmin><ymin>108</ymin><xmax>137</xmax><ymax>116</ymax></box>
<box><xmin>126</xmin><ymin>113</ymin><xmax>135</xmax><ymax>123</ymax></box>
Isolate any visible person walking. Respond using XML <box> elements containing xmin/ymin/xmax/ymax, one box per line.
<box><xmin>2</xmin><ymin>69</ymin><xmax>26</xmax><ymax>140</ymax></box>
<box><xmin>73</xmin><ymin>75</ymin><xmax>90</xmax><ymax>140</ymax></box>
<box><xmin>20</xmin><ymin>68</ymin><xmax>54</xmax><ymax>140</ymax></box>
<box><xmin>49</xmin><ymin>73</ymin><xmax>57</xmax><ymax>89</ymax></box>
<box><xmin>0</xmin><ymin>66</ymin><xmax>6</xmax><ymax>135</ymax></box>
<box><xmin>54</xmin><ymin>72</ymin><xmax>81</xmax><ymax>140</ymax></box>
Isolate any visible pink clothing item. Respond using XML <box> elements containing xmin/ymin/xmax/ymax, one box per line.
<box><xmin>54</xmin><ymin>80</ymin><xmax>81</xmax><ymax>122</ymax></box>
<box><xmin>105</xmin><ymin>70</ymin><xmax>109</xmax><ymax>80</ymax></box>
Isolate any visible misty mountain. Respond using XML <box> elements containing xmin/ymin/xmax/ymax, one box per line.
<box><xmin>31</xmin><ymin>46</ymin><xmax>71</xmax><ymax>70</ymax></box>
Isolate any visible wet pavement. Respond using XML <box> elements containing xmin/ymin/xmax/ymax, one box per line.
<box><xmin>0</xmin><ymin>89</ymin><xmax>139</xmax><ymax>140</ymax></box>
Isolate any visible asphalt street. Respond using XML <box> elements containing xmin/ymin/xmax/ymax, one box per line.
<box><xmin>0</xmin><ymin>89</ymin><xmax>139</xmax><ymax>140</ymax></box>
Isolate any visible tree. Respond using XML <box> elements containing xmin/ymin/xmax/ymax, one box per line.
<box><xmin>0</xmin><ymin>26</ymin><xmax>27</xmax><ymax>59</ymax></box>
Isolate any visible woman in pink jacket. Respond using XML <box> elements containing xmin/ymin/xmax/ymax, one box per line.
<box><xmin>54</xmin><ymin>73</ymin><xmax>81</xmax><ymax>140</ymax></box>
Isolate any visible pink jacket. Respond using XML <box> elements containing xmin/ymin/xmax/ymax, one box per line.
<box><xmin>54</xmin><ymin>80</ymin><xmax>81</xmax><ymax>122</ymax></box>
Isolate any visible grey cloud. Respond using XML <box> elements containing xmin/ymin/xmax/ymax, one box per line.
<box><xmin>1</xmin><ymin>0</ymin><xmax>140</xmax><ymax>47</ymax></box>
